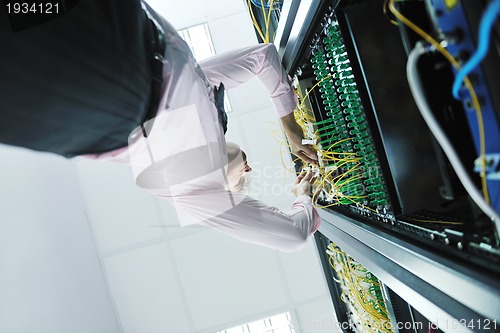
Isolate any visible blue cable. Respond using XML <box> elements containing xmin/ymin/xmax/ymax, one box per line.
<box><xmin>452</xmin><ymin>0</ymin><xmax>500</xmax><ymax>99</ymax></box>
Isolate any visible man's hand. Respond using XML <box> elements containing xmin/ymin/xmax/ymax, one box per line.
<box><xmin>292</xmin><ymin>169</ymin><xmax>316</xmax><ymax>197</ymax></box>
<box><xmin>280</xmin><ymin>112</ymin><xmax>318</xmax><ymax>165</ymax></box>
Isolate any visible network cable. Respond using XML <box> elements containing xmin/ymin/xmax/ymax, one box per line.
<box><xmin>247</xmin><ymin>0</ymin><xmax>266</xmax><ymax>42</ymax></box>
<box><xmin>327</xmin><ymin>243</ymin><xmax>393</xmax><ymax>333</ymax></box>
<box><xmin>388</xmin><ymin>0</ymin><xmax>490</xmax><ymax>204</ymax></box>
<box><xmin>247</xmin><ymin>0</ymin><xmax>277</xmax><ymax>43</ymax></box>
<box><xmin>452</xmin><ymin>0</ymin><xmax>500</xmax><ymax>99</ymax></box>
<box><xmin>407</xmin><ymin>42</ymin><xmax>500</xmax><ymax>233</ymax></box>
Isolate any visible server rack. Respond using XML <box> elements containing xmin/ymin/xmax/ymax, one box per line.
<box><xmin>267</xmin><ymin>0</ymin><xmax>500</xmax><ymax>332</ymax></box>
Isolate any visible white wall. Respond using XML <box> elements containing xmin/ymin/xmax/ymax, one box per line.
<box><xmin>0</xmin><ymin>146</ymin><xmax>121</xmax><ymax>333</ymax></box>
<box><xmin>0</xmin><ymin>1</ymin><xmax>341</xmax><ymax>332</ymax></box>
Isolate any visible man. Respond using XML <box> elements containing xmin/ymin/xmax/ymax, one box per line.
<box><xmin>0</xmin><ymin>0</ymin><xmax>319</xmax><ymax>251</ymax></box>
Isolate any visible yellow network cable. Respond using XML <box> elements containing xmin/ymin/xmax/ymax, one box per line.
<box><xmin>313</xmin><ymin>169</ymin><xmax>368</xmax><ymax>209</ymax></box>
<box><xmin>383</xmin><ymin>0</ymin><xmax>399</xmax><ymax>26</ymax></box>
<box><xmin>388</xmin><ymin>0</ymin><xmax>490</xmax><ymax>204</ymax></box>
<box><xmin>332</xmin><ymin>163</ymin><xmax>360</xmax><ymax>185</ymax></box>
<box><xmin>326</xmin><ymin>137</ymin><xmax>353</xmax><ymax>148</ymax></box>
<box><xmin>408</xmin><ymin>218</ymin><xmax>465</xmax><ymax>225</ymax></box>
<box><xmin>247</xmin><ymin>0</ymin><xmax>276</xmax><ymax>43</ymax></box>
<box><xmin>299</xmin><ymin>75</ymin><xmax>334</xmax><ymax>108</ymax></box>
<box><xmin>265</xmin><ymin>0</ymin><xmax>275</xmax><ymax>42</ymax></box>
<box><xmin>247</xmin><ymin>0</ymin><xmax>266</xmax><ymax>42</ymax></box>
<box><xmin>265</xmin><ymin>121</ymin><xmax>302</xmax><ymax>174</ymax></box>
<box><xmin>276</xmin><ymin>79</ymin><xmax>372</xmax><ymax>209</ymax></box>
<box><xmin>346</xmin><ymin>197</ymin><xmax>379</xmax><ymax>213</ymax></box>
<box><xmin>327</xmin><ymin>243</ymin><xmax>393</xmax><ymax>333</ymax></box>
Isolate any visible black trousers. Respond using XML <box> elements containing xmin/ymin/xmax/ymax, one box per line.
<box><xmin>0</xmin><ymin>0</ymin><xmax>153</xmax><ymax>157</ymax></box>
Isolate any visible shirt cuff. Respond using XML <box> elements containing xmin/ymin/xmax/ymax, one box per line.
<box><xmin>271</xmin><ymin>89</ymin><xmax>299</xmax><ymax>117</ymax></box>
<box><xmin>293</xmin><ymin>195</ymin><xmax>321</xmax><ymax>233</ymax></box>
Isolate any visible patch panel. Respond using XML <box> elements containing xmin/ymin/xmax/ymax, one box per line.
<box><xmin>299</xmin><ymin>14</ymin><xmax>392</xmax><ymax>213</ymax></box>
<box><xmin>326</xmin><ymin>242</ymin><xmax>394</xmax><ymax>333</ymax></box>
<box><xmin>276</xmin><ymin>0</ymin><xmax>500</xmax><ymax>329</ymax></box>
<box><xmin>282</xmin><ymin>0</ymin><xmax>500</xmax><ymax>274</ymax></box>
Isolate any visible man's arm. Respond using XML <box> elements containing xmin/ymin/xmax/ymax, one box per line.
<box><xmin>167</xmin><ymin>190</ymin><xmax>319</xmax><ymax>252</ymax></box>
<box><xmin>199</xmin><ymin>44</ymin><xmax>317</xmax><ymax>164</ymax></box>
<box><xmin>199</xmin><ymin>43</ymin><xmax>296</xmax><ymax>116</ymax></box>
<box><xmin>159</xmin><ymin>169</ymin><xmax>319</xmax><ymax>252</ymax></box>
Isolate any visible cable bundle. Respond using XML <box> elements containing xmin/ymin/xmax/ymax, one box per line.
<box><xmin>290</xmin><ymin>18</ymin><xmax>391</xmax><ymax>212</ymax></box>
<box><xmin>247</xmin><ymin>0</ymin><xmax>280</xmax><ymax>43</ymax></box>
<box><xmin>327</xmin><ymin>243</ymin><xmax>393</xmax><ymax>333</ymax></box>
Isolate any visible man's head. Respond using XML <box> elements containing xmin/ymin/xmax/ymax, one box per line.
<box><xmin>226</xmin><ymin>143</ymin><xmax>252</xmax><ymax>192</ymax></box>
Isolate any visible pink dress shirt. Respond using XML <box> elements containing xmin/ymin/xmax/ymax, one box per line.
<box><xmin>85</xmin><ymin>20</ymin><xmax>319</xmax><ymax>252</ymax></box>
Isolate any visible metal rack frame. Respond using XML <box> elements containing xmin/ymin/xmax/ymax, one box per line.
<box><xmin>318</xmin><ymin>210</ymin><xmax>500</xmax><ymax>333</ymax></box>
<box><xmin>275</xmin><ymin>1</ymin><xmax>500</xmax><ymax>331</ymax></box>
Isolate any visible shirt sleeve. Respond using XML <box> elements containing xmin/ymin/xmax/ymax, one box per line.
<box><xmin>199</xmin><ymin>43</ymin><xmax>298</xmax><ymax>117</ymax></box>
<box><xmin>163</xmin><ymin>189</ymin><xmax>321</xmax><ymax>252</ymax></box>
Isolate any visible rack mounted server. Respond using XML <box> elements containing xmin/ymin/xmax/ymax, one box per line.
<box><xmin>267</xmin><ymin>0</ymin><xmax>500</xmax><ymax>331</ymax></box>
